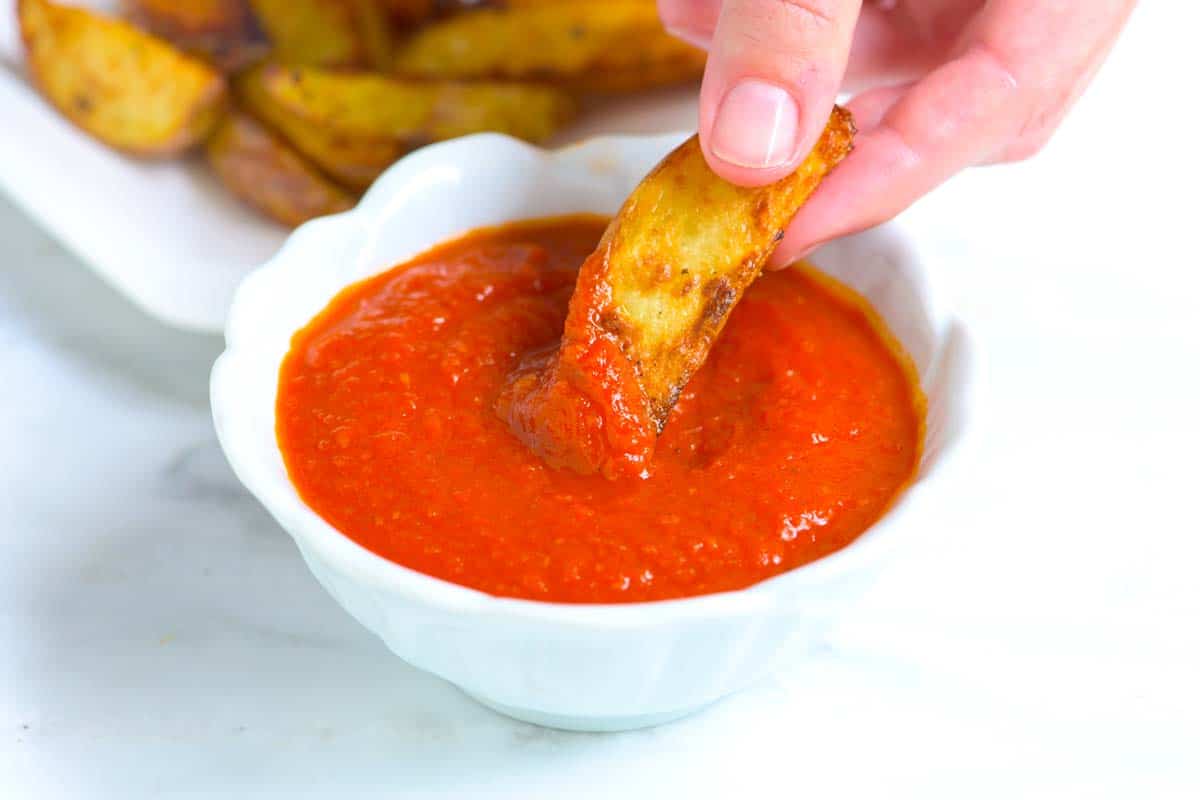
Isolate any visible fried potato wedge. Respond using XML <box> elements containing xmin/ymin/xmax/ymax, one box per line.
<box><xmin>235</xmin><ymin>63</ymin><xmax>575</xmax><ymax>190</ymax></box>
<box><xmin>354</xmin><ymin>0</ymin><xmax>396</xmax><ymax>71</ymax></box>
<box><xmin>498</xmin><ymin>107</ymin><xmax>856</xmax><ymax>478</ymax></box>
<box><xmin>586</xmin><ymin>107</ymin><xmax>856</xmax><ymax>423</ymax></box>
<box><xmin>122</xmin><ymin>0</ymin><xmax>264</xmax><ymax>70</ymax></box>
<box><xmin>206</xmin><ymin>110</ymin><xmax>356</xmax><ymax>227</ymax></box>
<box><xmin>19</xmin><ymin>0</ymin><xmax>226</xmax><ymax>156</ymax></box>
<box><xmin>393</xmin><ymin>2</ymin><xmax>706</xmax><ymax>92</ymax></box>
<box><xmin>124</xmin><ymin>0</ymin><xmax>249</xmax><ymax>36</ymax></box>
<box><xmin>249</xmin><ymin>0</ymin><xmax>393</xmax><ymax>70</ymax></box>
<box><xmin>382</xmin><ymin>0</ymin><xmax>436</xmax><ymax>26</ymax></box>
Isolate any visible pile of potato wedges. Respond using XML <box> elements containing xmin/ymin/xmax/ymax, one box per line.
<box><xmin>17</xmin><ymin>0</ymin><xmax>705</xmax><ymax>226</ymax></box>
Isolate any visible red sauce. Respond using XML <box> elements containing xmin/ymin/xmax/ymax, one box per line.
<box><xmin>277</xmin><ymin>217</ymin><xmax>924</xmax><ymax>603</ymax></box>
<box><xmin>495</xmin><ymin>244</ymin><xmax>660</xmax><ymax>480</ymax></box>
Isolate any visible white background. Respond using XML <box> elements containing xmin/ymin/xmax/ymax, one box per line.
<box><xmin>2</xmin><ymin>2</ymin><xmax>1198</xmax><ymax>797</ymax></box>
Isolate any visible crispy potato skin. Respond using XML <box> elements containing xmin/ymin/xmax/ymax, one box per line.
<box><xmin>248</xmin><ymin>0</ymin><xmax>391</xmax><ymax>69</ymax></box>
<box><xmin>19</xmin><ymin>0</ymin><xmax>227</xmax><ymax>157</ymax></box>
<box><xmin>393</xmin><ymin>2</ymin><xmax>706</xmax><ymax>92</ymax></box>
<box><xmin>236</xmin><ymin>63</ymin><xmax>575</xmax><ymax>190</ymax></box>
<box><xmin>597</xmin><ymin>106</ymin><xmax>856</xmax><ymax>424</ymax></box>
<box><xmin>498</xmin><ymin>107</ymin><xmax>856</xmax><ymax>478</ymax></box>
<box><xmin>235</xmin><ymin>66</ymin><xmax>393</xmax><ymax>189</ymax></box>
<box><xmin>382</xmin><ymin>0</ymin><xmax>436</xmax><ymax>26</ymax></box>
<box><xmin>353</xmin><ymin>0</ymin><xmax>395</xmax><ymax>72</ymax></box>
<box><xmin>206</xmin><ymin>110</ymin><xmax>356</xmax><ymax>227</ymax></box>
<box><xmin>122</xmin><ymin>0</ymin><xmax>265</xmax><ymax>72</ymax></box>
<box><xmin>248</xmin><ymin>0</ymin><xmax>357</xmax><ymax>67</ymax></box>
<box><xmin>124</xmin><ymin>0</ymin><xmax>249</xmax><ymax>35</ymax></box>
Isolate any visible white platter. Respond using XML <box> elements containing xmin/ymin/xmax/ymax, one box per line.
<box><xmin>0</xmin><ymin>0</ymin><xmax>698</xmax><ymax>332</ymax></box>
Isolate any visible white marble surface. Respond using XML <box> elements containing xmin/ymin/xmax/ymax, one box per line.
<box><xmin>3</xmin><ymin>5</ymin><xmax>1199</xmax><ymax>797</ymax></box>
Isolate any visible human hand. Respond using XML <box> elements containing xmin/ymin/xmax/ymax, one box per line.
<box><xmin>657</xmin><ymin>0</ymin><xmax>1137</xmax><ymax>264</ymax></box>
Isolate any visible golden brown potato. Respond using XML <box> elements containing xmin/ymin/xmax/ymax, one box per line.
<box><xmin>497</xmin><ymin>107</ymin><xmax>856</xmax><ymax>478</ymax></box>
<box><xmin>235</xmin><ymin>63</ymin><xmax>576</xmax><ymax>190</ymax></box>
<box><xmin>206</xmin><ymin>110</ymin><xmax>356</xmax><ymax>227</ymax></box>
<box><xmin>393</xmin><ymin>2</ymin><xmax>706</xmax><ymax>92</ymax></box>
<box><xmin>249</xmin><ymin>0</ymin><xmax>392</xmax><ymax>69</ymax></box>
<box><xmin>19</xmin><ymin>0</ymin><xmax>226</xmax><ymax>156</ymax></box>
<box><xmin>381</xmin><ymin>0</ymin><xmax>436</xmax><ymax>26</ymax></box>
<box><xmin>122</xmin><ymin>0</ymin><xmax>265</xmax><ymax>71</ymax></box>
<box><xmin>582</xmin><ymin>106</ymin><xmax>856</xmax><ymax>424</ymax></box>
<box><xmin>124</xmin><ymin>0</ymin><xmax>248</xmax><ymax>34</ymax></box>
<box><xmin>353</xmin><ymin>0</ymin><xmax>396</xmax><ymax>71</ymax></box>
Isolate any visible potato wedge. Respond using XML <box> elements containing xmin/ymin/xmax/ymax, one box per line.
<box><xmin>124</xmin><ymin>0</ymin><xmax>249</xmax><ymax>35</ymax></box>
<box><xmin>19</xmin><ymin>0</ymin><xmax>226</xmax><ymax>156</ymax></box>
<box><xmin>122</xmin><ymin>0</ymin><xmax>265</xmax><ymax>71</ymax></box>
<box><xmin>585</xmin><ymin>107</ymin><xmax>857</xmax><ymax>424</ymax></box>
<box><xmin>235</xmin><ymin>63</ymin><xmax>575</xmax><ymax>190</ymax></box>
<box><xmin>382</xmin><ymin>0</ymin><xmax>436</xmax><ymax>26</ymax></box>
<box><xmin>393</xmin><ymin>2</ymin><xmax>706</xmax><ymax>92</ymax></box>
<box><xmin>206</xmin><ymin>110</ymin><xmax>356</xmax><ymax>227</ymax></box>
<box><xmin>354</xmin><ymin>0</ymin><xmax>395</xmax><ymax>71</ymax></box>
<box><xmin>498</xmin><ymin>107</ymin><xmax>856</xmax><ymax>478</ymax></box>
<box><xmin>249</xmin><ymin>0</ymin><xmax>392</xmax><ymax>69</ymax></box>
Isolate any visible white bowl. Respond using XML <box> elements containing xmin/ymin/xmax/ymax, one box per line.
<box><xmin>211</xmin><ymin>132</ymin><xmax>978</xmax><ymax>732</ymax></box>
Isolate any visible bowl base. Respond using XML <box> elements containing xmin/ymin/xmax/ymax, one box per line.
<box><xmin>467</xmin><ymin>693</ymin><xmax>715</xmax><ymax>733</ymax></box>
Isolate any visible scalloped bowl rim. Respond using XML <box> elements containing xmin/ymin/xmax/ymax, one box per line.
<box><xmin>211</xmin><ymin>131</ymin><xmax>979</xmax><ymax>632</ymax></box>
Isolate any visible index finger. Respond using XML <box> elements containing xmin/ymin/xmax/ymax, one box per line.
<box><xmin>773</xmin><ymin>0</ymin><xmax>1135</xmax><ymax>264</ymax></box>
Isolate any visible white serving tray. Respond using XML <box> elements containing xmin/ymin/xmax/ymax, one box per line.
<box><xmin>0</xmin><ymin>0</ymin><xmax>698</xmax><ymax>332</ymax></box>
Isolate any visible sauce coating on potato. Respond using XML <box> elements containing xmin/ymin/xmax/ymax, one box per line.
<box><xmin>498</xmin><ymin>109</ymin><xmax>855</xmax><ymax>478</ymax></box>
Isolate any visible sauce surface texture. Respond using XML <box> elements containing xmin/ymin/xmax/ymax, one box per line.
<box><xmin>277</xmin><ymin>217</ymin><xmax>924</xmax><ymax>603</ymax></box>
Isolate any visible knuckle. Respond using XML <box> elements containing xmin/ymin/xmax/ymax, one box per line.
<box><xmin>957</xmin><ymin>43</ymin><xmax>1051</xmax><ymax>154</ymax></box>
<box><xmin>1001</xmin><ymin>132</ymin><xmax>1051</xmax><ymax>163</ymax></box>
<box><xmin>1013</xmin><ymin>110</ymin><xmax>1052</xmax><ymax>151</ymax></box>
<box><xmin>964</xmin><ymin>42</ymin><xmax>1022</xmax><ymax>96</ymax></box>
<box><xmin>1014</xmin><ymin>86</ymin><xmax>1071</xmax><ymax>141</ymax></box>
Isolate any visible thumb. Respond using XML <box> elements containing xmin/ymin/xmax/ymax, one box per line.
<box><xmin>699</xmin><ymin>0</ymin><xmax>861</xmax><ymax>187</ymax></box>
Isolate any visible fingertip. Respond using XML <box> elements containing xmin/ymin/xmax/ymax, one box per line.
<box><xmin>844</xmin><ymin>83</ymin><xmax>912</xmax><ymax>133</ymax></box>
<box><xmin>774</xmin><ymin>126</ymin><xmax>920</xmax><ymax>263</ymax></box>
<box><xmin>701</xmin><ymin>149</ymin><xmax>806</xmax><ymax>188</ymax></box>
<box><xmin>767</xmin><ymin>239</ymin><xmax>820</xmax><ymax>270</ymax></box>
<box><xmin>664</xmin><ymin>24</ymin><xmax>712</xmax><ymax>51</ymax></box>
<box><xmin>696</xmin><ymin>0</ymin><xmax>860</xmax><ymax>187</ymax></box>
<box><xmin>699</xmin><ymin>78</ymin><xmax>829</xmax><ymax>187</ymax></box>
